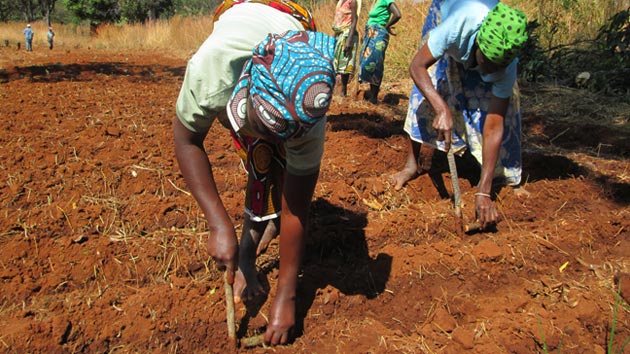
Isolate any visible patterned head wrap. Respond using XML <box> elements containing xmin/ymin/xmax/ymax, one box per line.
<box><xmin>477</xmin><ymin>2</ymin><xmax>528</xmax><ymax>66</ymax></box>
<box><xmin>227</xmin><ymin>30</ymin><xmax>336</xmax><ymax>139</ymax></box>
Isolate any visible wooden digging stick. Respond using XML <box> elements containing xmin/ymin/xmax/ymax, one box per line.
<box><xmin>224</xmin><ymin>273</ymin><xmax>237</xmax><ymax>351</ymax></box>
<box><xmin>224</xmin><ymin>273</ymin><xmax>266</xmax><ymax>349</ymax></box>
<box><xmin>447</xmin><ymin>148</ymin><xmax>486</xmax><ymax>233</ymax></box>
<box><xmin>447</xmin><ymin>148</ymin><xmax>463</xmax><ymax>220</ymax></box>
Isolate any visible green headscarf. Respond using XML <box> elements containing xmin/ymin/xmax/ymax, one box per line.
<box><xmin>477</xmin><ymin>2</ymin><xmax>528</xmax><ymax>66</ymax></box>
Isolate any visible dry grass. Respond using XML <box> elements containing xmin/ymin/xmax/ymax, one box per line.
<box><xmin>1</xmin><ymin>0</ymin><xmax>626</xmax><ymax>71</ymax></box>
<box><xmin>0</xmin><ymin>15</ymin><xmax>214</xmax><ymax>56</ymax></box>
<box><xmin>516</xmin><ymin>0</ymin><xmax>627</xmax><ymax>50</ymax></box>
<box><xmin>523</xmin><ymin>83</ymin><xmax>630</xmax><ymax>125</ymax></box>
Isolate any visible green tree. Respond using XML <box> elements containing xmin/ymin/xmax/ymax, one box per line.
<box><xmin>0</xmin><ymin>0</ymin><xmax>13</xmax><ymax>21</ymax></box>
<box><xmin>40</xmin><ymin>0</ymin><xmax>58</xmax><ymax>25</ymax></box>
<box><xmin>173</xmin><ymin>0</ymin><xmax>221</xmax><ymax>16</ymax></box>
<box><xmin>119</xmin><ymin>0</ymin><xmax>173</xmax><ymax>23</ymax></box>
<box><xmin>0</xmin><ymin>0</ymin><xmax>57</xmax><ymax>23</ymax></box>
<box><xmin>9</xmin><ymin>0</ymin><xmax>38</xmax><ymax>22</ymax></box>
<box><xmin>63</xmin><ymin>0</ymin><xmax>119</xmax><ymax>31</ymax></box>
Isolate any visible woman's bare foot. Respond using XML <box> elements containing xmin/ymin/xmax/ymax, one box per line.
<box><xmin>233</xmin><ymin>260</ymin><xmax>265</xmax><ymax>304</ymax></box>
<box><xmin>388</xmin><ymin>139</ymin><xmax>428</xmax><ymax>190</ymax></box>
<box><xmin>234</xmin><ymin>218</ymin><xmax>276</xmax><ymax>304</ymax></box>
<box><xmin>255</xmin><ymin>218</ymin><xmax>279</xmax><ymax>256</ymax></box>
<box><xmin>264</xmin><ymin>289</ymin><xmax>296</xmax><ymax>345</ymax></box>
<box><xmin>513</xmin><ymin>185</ymin><xmax>531</xmax><ymax>198</ymax></box>
<box><xmin>389</xmin><ymin>168</ymin><xmax>418</xmax><ymax>191</ymax></box>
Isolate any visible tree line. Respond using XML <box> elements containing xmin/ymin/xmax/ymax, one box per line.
<box><xmin>0</xmin><ymin>0</ymin><xmax>224</xmax><ymax>26</ymax></box>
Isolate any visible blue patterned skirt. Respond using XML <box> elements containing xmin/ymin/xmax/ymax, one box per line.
<box><xmin>358</xmin><ymin>23</ymin><xmax>389</xmax><ymax>86</ymax></box>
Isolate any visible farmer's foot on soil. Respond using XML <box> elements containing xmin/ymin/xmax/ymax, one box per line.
<box><xmin>389</xmin><ymin>167</ymin><xmax>418</xmax><ymax>190</ymax></box>
<box><xmin>337</xmin><ymin>85</ymin><xmax>348</xmax><ymax>97</ymax></box>
<box><xmin>389</xmin><ymin>142</ymin><xmax>429</xmax><ymax>190</ymax></box>
<box><xmin>255</xmin><ymin>219</ymin><xmax>279</xmax><ymax>256</ymax></box>
<box><xmin>367</xmin><ymin>84</ymin><xmax>380</xmax><ymax>104</ymax></box>
<box><xmin>264</xmin><ymin>290</ymin><xmax>296</xmax><ymax>346</ymax></box>
<box><xmin>233</xmin><ymin>261</ymin><xmax>265</xmax><ymax>304</ymax></box>
<box><xmin>513</xmin><ymin>185</ymin><xmax>531</xmax><ymax>198</ymax></box>
<box><xmin>234</xmin><ymin>225</ymin><xmax>266</xmax><ymax>304</ymax></box>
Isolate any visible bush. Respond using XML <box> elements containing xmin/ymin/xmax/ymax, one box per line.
<box><xmin>519</xmin><ymin>7</ymin><xmax>630</xmax><ymax>94</ymax></box>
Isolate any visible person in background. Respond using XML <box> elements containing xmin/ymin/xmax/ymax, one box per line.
<box><xmin>47</xmin><ymin>27</ymin><xmax>55</xmax><ymax>50</ymax></box>
<box><xmin>358</xmin><ymin>0</ymin><xmax>401</xmax><ymax>103</ymax></box>
<box><xmin>390</xmin><ymin>0</ymin><xmax>529</xmax><ymax>230</ymax></box>
<box><xmin>332</xmin><ymin>0</ymin><xmax>361</xmax><ymax>97</ymax></box>
<box><xmin>23</xmin><ymin>24</ymin><xmax>34</xmax><ymax>51</ymax></box>
<box><xmin>174</xmin><ymin>0</ymin><xmax>335</xmax><ymax>345</ymax></box>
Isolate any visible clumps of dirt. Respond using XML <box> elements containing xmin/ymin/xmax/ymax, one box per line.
<box><xmin>0</xmin><ymin>48</ymin><xmax>629</xmax><ymax>353</ymax></box>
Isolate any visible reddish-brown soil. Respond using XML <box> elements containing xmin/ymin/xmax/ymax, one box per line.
<box><xmin>1</xmin><ymin>48</ymin><xmax>629</xmax><ymax>354</ymax></box>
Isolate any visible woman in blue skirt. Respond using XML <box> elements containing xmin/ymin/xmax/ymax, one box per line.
<box><xmin>390</xmin><ymin>0</ymin><xmax>529</xmax><ymax>230</ymax></box>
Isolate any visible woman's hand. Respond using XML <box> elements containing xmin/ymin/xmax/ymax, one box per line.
<box><xmin>206</xmin><ymin>222</ymin><xmax>239</xmax><ymax>284</ymax></box>
<box><xmin>475</xmin><ymin>193</ymin><xmax>499</xmax><ymax>230</ymax></box>
<box><xmin>432</xmin><ymin>109</ymin><xmax>453</xmax><ymax>150</ymax></box>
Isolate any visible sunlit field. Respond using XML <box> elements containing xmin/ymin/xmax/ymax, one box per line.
<box><xmin>1</xmin><ymin>0</ymin><xmax>627</xmax><ymax>82</ymax></box>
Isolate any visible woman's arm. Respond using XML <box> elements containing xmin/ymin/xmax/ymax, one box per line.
<box><xmin>475</xmin><ymin>96</ymin><xmax>509</xmax><ymax>228</ymax></box>
<box><xmin>409</xmin><ymin>43</ymin><xmax>453</xmax><ymax>147</ymax></box>
<box><xmin>386</xmin><ymin>2</ymin><xmax>402</xmax><ymax>34</ymax></box>
<box><xmin>173</xmin><ymin>116</ymin><xmax>238</xmax><ymax>283</ymax></box>
<box><xmin>264</xmin><ymin>169</ymin><xmax>319</xmax><ymax>345</ymax></box>
<box><xmin>345</xmin><ymin>0</ymin><xmax>359</xmax><ymax>54</ymax></box>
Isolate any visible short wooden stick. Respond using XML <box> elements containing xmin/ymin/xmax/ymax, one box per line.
<box><xmin>224</xmin><ymin>273</ymin><xmax>237</xmax><ymax>350</ymax></box>
<box><xmin>464</xmin><ymin>221</ymin><xmax>482</xmax><ymax>233</ymax></box>
<box><xmin>241</xmin><ymin>334</ymin><xmax>266</xmax><ymax>348</ymax></box>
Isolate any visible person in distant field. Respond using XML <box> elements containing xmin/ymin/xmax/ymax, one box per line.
<box><xmin>47</xmin><ymin>27</ymin><xmax>55</xmax><ymax>50</ymax></box>
<box><xmin>174</xmin><ymin>0</ymin><xmax>336</xmax><ymax>345</ymax></box>
<box><xmin>23</xmin><ymin>24</ymin><xmax>34</xmax><ymax>51</ymax></box>
<box><xmin>358</xmin><ymin>0</ymin><xmax>401</xmax><ymax>103</ymax></box>
<box><xmin>390</xmin><ymin>0</ymin><xmax>529</xmax><ymax>230</ymax></box>
<box><xmin>332</xmin><ymin>0</ymin><xmax>361</xmax><ymax>97</ymax></box>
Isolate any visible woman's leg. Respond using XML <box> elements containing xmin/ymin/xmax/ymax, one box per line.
<box><xmin>389</xmin><ymin>138</ymin><xmax>420</xmax><ymax>190</ymax></box>
<box><xmin>340</xmin><ymin>73</ymin><xmax>350</xmax><ymax>96</ymax></box>
<box><xmin>234</xmin><ymin>216</ymin><xmax>279</xmax><ymax>303</ymax></box>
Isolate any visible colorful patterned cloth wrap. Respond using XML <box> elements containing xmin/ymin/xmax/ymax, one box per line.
<box><xmin>404</xmin><ymin>0</ymin><xmax>522</xmax><ymax>186</ymax></box>
<box><xmin>231</xmin><ymin>131</ymin><xmax>286</xmax><ymax>221</ymax></box>
<box><xmin>477</xmin><ymin>2</ymin><xmax>528</xmax><ymax>66</ymax></box>
<box><xmin>332</xmin><ymin>28</ymin><xmax>359</xmax><ymax>75</ymax></box>
<box><xmin>332</xmin><ymin>0</ymin><xmax>361</xmax><ymax>75</ymax></box>
<box><xmin>227</xmin><ymin>30</ymin><xmax>336</xmax><ymax>139</ymax></box>
<box><xmin>214</xmin><ymin>0</ymin><xmax>317</xmax><ymax>31</ymax></box>
<box><xmin>227</xmin><ymin>30</ymin><xmax>335</xmax><ymax>221</ymax></box>
<box><xmin>358</xmin><ymin>23</ymin><xmax>389</xmax><ymax>86</ymax></box>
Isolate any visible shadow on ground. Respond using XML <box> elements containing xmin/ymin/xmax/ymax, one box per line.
<box><xmin>0</xmin><ymin>62</ymin><xmax>186</xmax><ymax>83</ymax></box>
<box><xmin>236</xmin><ymin>198</ymin><xmax>392</xmax><ymax>342</ymax></box>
